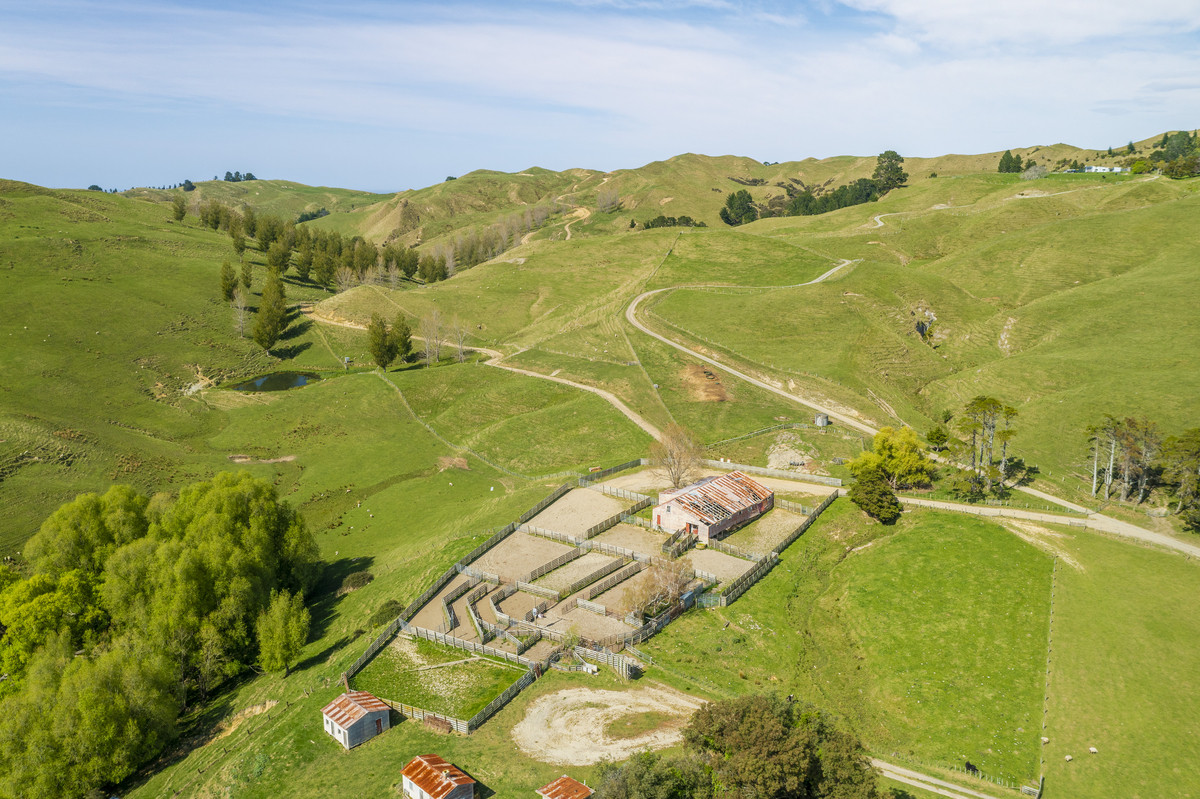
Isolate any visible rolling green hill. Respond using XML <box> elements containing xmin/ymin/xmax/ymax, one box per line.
<box><xmin>1</xmin><ymin>137</ymin><xmax>1198</xmax><ymax>799</ymax></box>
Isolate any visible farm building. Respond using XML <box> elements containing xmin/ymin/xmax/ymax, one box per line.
<box><xmin>402</xmin><ymin>754</ymin><xmax>476</xmax><ymax>799</ymax></box>
<box><xmin>653</xmin><ymin>471</ymin><xmax>773</xmax><ymax>543</ymax></box>
<box><xmin>320</xmin><ymin>690</ymin><xmax>390</xmax><ymax>750</ymax></box>
<box><xmin>537</xmin><ymin>775</ymin><xmax>593</xmax><ymax>799</ymax></box>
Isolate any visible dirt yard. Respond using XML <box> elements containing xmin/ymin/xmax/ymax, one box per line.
<box><xmin>593</xmin><ymin>523</ymin><xmax>666</xmax><ymax>557</ymax></box>
<box><xmin>410</xmin><ymin>575</ymin><xmax>475</xmax><ymax>631</ymax></box>
<box><xmin>527</xmin><ymin>489</ymin><xmax>629</xmax><ymax>535</ymax></box>
<box><xmin>721</xmin><ymin>508</ymin><xmax>806</xmax><ymax>555</ymax></box>
<box><xmin>471</xmin><ymin>532</ymin><xmax>574</xmax><ymax>582</ymax></box>
<box><xmin>683</xmin><ymin>548</ymin><xmax>754</xmax><ymax>584</ymax></box>
<box><xmin>592</xmin><ymin>569</ymin><xmax>656</xmax><ymax>614</ymax></box>
<box><xmin>512</xmin><ymin>685</ymin><xmax>705</xmax><ymax>765</ymax></box>
<box><xmin>535</xmin><ymin>551</ymin><xmax>621</xmax><ymax>592</ymax></box>
<box><xmin>544</xmin><ymin>604</ymin><xmax>635</xmax><ymax>640</ymax></box>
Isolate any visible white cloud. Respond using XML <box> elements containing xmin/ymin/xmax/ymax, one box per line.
<box><xmin>835</xmin><ymin>0</ymin><xmax>1200</xmax><ymax>48</ymax></box>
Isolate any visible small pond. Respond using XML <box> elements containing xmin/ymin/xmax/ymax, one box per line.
<box><xmin>231</xmin><ymin>371</ymin><xmax>322</xmax><ymax>392</ymax></box>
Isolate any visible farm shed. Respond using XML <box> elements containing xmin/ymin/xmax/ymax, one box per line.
<box><xmin>320</xmin><ymin>690</ymin><xmax>390</xmax><ymax>750</ymax></box>
<box><xmin>402</xmin><ymin>754</ymin><xmax>476</xmax><ymax>799</ymax></box>
<box><xmin>538</xmin><ymin>774</ymin><xmax>593</xmax><ymax>799</ymax></box>
<box><xmin>653</xmin><ymin>471</ymin><xmax>773</xmax><ymax>544</ymax></box>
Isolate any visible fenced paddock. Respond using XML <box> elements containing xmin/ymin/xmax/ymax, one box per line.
<box><xmin>593</xmin><ymin>523</ymin><xmax>668</xmax><ymax>556</ymax></box>
<box><xmin>720</xmin><ymin>507</ymin><xmax>807</xmax><ymax>555</ymax></box>
<box><xmin>536</xmin><ymin>551</ymin><xmax>622</xmax><ymax>593</ymax></box>
<box><xmin>683</xmin><ymin>548</ymin><xmax>755</xmax><ymax>584</ymax></box>
<box><xmin>471</xmin><ymin>532</ymin><xmax>575</xmax><ymax>583</ymax></box>
<box><xmin>527</xmin><ymin>488</ymin><xmax>632</xmax><ymax>536</ymax></box>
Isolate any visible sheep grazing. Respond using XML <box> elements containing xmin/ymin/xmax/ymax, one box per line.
<box><xmin>1089</xmin><ymin>747</ymin><xmax>1098</xmax><ymax>754</ymax></box>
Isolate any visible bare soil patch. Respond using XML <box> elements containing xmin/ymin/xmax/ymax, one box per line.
<box><xmin>593</xmin><ymin>569</ymin><xmax>656</xmax><ymax>615</ymax></box>
<box><xmin>438</xmin><ymin>456</ymin><xmax>469</xmax><ymax>471</ymax></box>
<box><xmin>593</xmin><ymin>523</ymin><xmax>666</xmax><ymax>557</ymax></box>
<box><xmin>215</xmin><ymin>701</ymin><xmax>278</xmax><ymax>741</ymax></box>
<box><xmin>471</xmin><ymin>532</ymin><xmax>574</xmax><ymax>582</ymax></box>
<box><xmin>682</xmin><ymin>363</ymin><xmax>728</xmax><ymax>402</ymax></box>
<box><xmin>722</xmin><ymin>508</ymin><xmax>806</xmax><ymax>554</ymax></box>
<box><xmin>544</xmin><ymin>604</ymin><xmax>636</xmax><ymax>639</ymax></box>
<box><xmin>683</xmin><ymin>548</ymin><xmax>754</xmax><ymax>584</ymax></box>
<box><xmin>527</xmin><ymin>489</ymin><xmax>629</xmax><ymax>536</ymax></box>
<box><xmin>1002</xmin><ymin>520</ymin><xmax>1084</xmax><ymax>570</ymax></box>
<box><xmin>227</xmin><ymin>453</ymin><xmax>297</xmax><ymax>464</ymax></box>
<box><xmin>511</xmin><ymin>685</ymin><xmax>704</xmax><ymax>765</ymax></box>
<box><xmin>535</xmin><ymin>551</ymin><xmax>620</xmax><ymax>592</ymax></box>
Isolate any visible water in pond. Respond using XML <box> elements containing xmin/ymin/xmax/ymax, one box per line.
<box><xmin>232</xmin><ymin>372</ymin><xmax>321</xmax><ymax>392</ymax></box>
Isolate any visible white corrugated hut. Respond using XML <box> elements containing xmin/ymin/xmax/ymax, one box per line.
<box><xmin>321</xmin><ymin>690</ymin><xmax>390</xmax><ymax>750</ymax></box>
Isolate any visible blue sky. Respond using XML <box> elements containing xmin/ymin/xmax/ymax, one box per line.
<box><xmin>1</xmin><ymin>0</ymin><xmax>1197</xmax><ymax>192</ymax></box>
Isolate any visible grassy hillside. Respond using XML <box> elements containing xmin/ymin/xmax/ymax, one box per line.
<box><xmin>127</xmin><ymin>179</ymin><xmax>392</xmax><ymax>222</ymax></box>
<box><xmin>2</xmin><ymin>139</ymin><xmax>1198</xmax><ymax>799</ymax></box>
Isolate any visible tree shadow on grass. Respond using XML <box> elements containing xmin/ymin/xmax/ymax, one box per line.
<box><xmin>271</xmin><ymin>341</ymin><xmax>312</xmax><ymax>360</ymax></box>
<box><xmin>280</xmin><ymin>315</ymin><xmax>311</xmax><ymax>341</ymax></box>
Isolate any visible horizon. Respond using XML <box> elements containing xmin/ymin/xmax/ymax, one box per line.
<box><xmin>2</xmin><ymin>0</ymin><xmax>1197</xmax><ymax>193</ymax></box>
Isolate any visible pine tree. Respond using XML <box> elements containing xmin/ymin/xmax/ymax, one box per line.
<box><xmin>998</xmin><ymin>150</ymin><xmax>1017</xmax><ymax>173</ymax></box>
<box><xmin>219</xmin><ymin>260</ymin><xmax>237</xmax><ymax>302</ymax></box>
<box><xmin>391</xmin><ymin>314</ymin><xmax>413</xmax><ymax>363</ymax></box>
<box><xmin>252</xmin><ymin>271</ymin><xmax>287</xmax><ymax>352</ymax></box>
<box><xmin>240</xmin><ymin>260</ymin><xmax>252</xmax><ymax>291</ymax></box>
<box><xmin>367</xmin><ymin>313</ymin><xmax>398</xmax><ymax>369</ymax></box>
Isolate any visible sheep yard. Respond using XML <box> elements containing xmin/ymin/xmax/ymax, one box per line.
<box><xmin>352</xmin><ymin>637</ymin><xmax>524</xmax><ymax>720</ymax></box>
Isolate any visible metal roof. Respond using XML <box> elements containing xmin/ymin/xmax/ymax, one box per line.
<box><xmin>659</xmin><ymin>471</ymin><xmax>772</xmax><ymax>525</ymax></box>
<box><xmin>402</xmin><ymin>754</ymin><xmax>475</xmax><ymax>799</ymax></box>
<box><xmin>538</xmin><ymin>775</ymin><xmax>593</xmax><ymax>799</ymax></box>
<box><xmin>320</xmin><ymin>690</ymin><xmax>388</xmax><ymax>728</ymax></box>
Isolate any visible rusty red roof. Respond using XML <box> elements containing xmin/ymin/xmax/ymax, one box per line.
<box><xmin>538</xmin><ymin>775</ymin><xmax>593</xmax><ymax>799</ymax></box>
<box><xmin>320</xmin><ymin>691</ymin><xmax>388</xmax><ymax>728</ymax></box>
<box><xmin>660</xmin><ymin>471</ymin><xmax>772</xmax><ymax>525</ymax></box>
<box><xmin>402</xmin><ymin>754</ymin><xmax>475</xmax><ymax>799</ymax></box>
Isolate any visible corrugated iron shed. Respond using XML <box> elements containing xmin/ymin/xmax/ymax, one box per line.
<box><xmin>320</xmin><ymin>690</ymin><xmax>389</xmax><ymax>728</ymax></box>
<box><xmin>402</xmin><ymin>754</ymin><xmax>476</xmax><ymax>799</ymax></box>
<box><xmin>538</xmin><ymin>774</ymin><xmax>593</xmax><ymax>799</ymax></box>
<box><xmin>670</xmin><ymin>471</ymin><xmax>771</xmax><ymax>525</ymax></box>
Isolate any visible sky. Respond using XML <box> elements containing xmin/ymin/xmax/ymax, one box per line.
<box><xmin>1</xmin><ymin>0</ymin><xmax>1197</xmax><ymax>192</ymax></box>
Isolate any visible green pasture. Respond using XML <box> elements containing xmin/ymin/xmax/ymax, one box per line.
<box><xmin>645</xmin><ymin>503</ymin><xmax>1052</xmax><ymax>782</ymax></box>
<box><xmin>353</xmin><ymin>641</ymin><xmax>522</xmax><ymax>720</ymax></box>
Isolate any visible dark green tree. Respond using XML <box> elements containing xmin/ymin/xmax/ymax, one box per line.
<box><xmin>1162</xmin><ymin>429</ymin><xmax>1200</xmax><ymax>527</ymax></box>
<box><xmin>219</xmin><ymin>260</ymin><xmax>237</xmax><ymax>301</ymax></box>
<box><xmin>240</xmin><ymin>259</ymin><xmax>253</xmax><ymax>291</ymax></box>
<box><xmin>171</xmin><ymin>194</ymin><xmax>187</xmax><ymax>222</ymax></box>
<box><xmin>848</xmin><ymin>464</ymin><xmax>903</xmax><ymax>524</ymax></box>
<box><xmin>266</xmin><ymin>239</ymin><xmax>292</xmax><ymax>274</ymax></box>
<box><xmin>998</xmin><ymin>150</ymin><xmax>1020</xmax><ymax>173</ymax></box>
<box><xmin>391</xmin><ymin>313</ymin><xmax>413</xmax><ymax>363</ymax></box>
<box><xmin>252</xmin><ymin>270</ymin><xmax>287</xmax><ymax>352</ymax></box>
<box><xmin>719</xmin><ymin>189</ymin><xmax>757</xmax><ymax>226</ymax></box>
<box><xmin>926</xmin><ymin>424</ymin><xmax>950</xmax><ymax>451</ymax></box>
<box><xmin>367</xmin><ymin>313</ymin><xmax>398</xmax><ymax>369</ymax></box>
<box><xmin>873</xmin><ymin>150</ymin><xmax>908</xmax><ymax>191</ymax></box>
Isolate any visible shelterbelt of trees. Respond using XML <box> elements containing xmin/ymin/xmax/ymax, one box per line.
<box><xmin>0</xmin><ymin>473</ymin><xmax>319</xmax><ymax>799</ymax></box>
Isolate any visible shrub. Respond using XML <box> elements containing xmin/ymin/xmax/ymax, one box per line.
<box><xmin>341</xmin><ymin>570</ymin><xmax>374</xmax><ymax>592</ymax></box>
<box><xmin>369</xmin><ymin>599</ymin><xmax>402</xmax><ymax>628</ymax></box>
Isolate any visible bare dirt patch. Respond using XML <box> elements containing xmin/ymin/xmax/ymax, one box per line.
<box><xmin>683</xmin><ymin>548</ymin><xmax>754</xmax><ymax>584</ymax></box>
<box><xmin>227</xmin><ymin>453</ymin><xmax>297</xmax><ymax>464</ymax></box>
<box><xmin>438</xmin><ymin>456</ymin><xmax>470</xmax><ymax>471</ymax></box>
<box><xmin>1002</xmin><ymin>520</ymin><xmax>1083</xmax><ymax>570</ymax></box>
<box><xmin>512</xmin><ymin>685</ymin><xmax>704</xmax><ymax>765</ymax></box>
<box><xmin>593</xmin><ymin>523</ymin><xmax>666</xmax><ymax>556</ymax></box>
<box><xmin>682</xmin><ymin>364</ymin><xmax>728</xmax><ymax>402</ymax></box>
<box><xmin>536</xmin><ymin>551</ymin><xmax>620</xmax><ymax>592</ymax></box>
<box><xmin>471</xmin><ymin>533</ymin><xmax>574</xmax><ymax>582</ymax></box>
<box><xmin>527</xmin><ymin>489</ymin><xmax>629</xmax><ymax>536</ymax></box>
<box><xmin>722</xmin><ymin>507</ymin><xmax>806</xmax><ymax>554</ymax></box>
<box><xmin>215</xmin><ymin>701</ymin><xmax>278</xmax><ymax>741</ymax></box>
